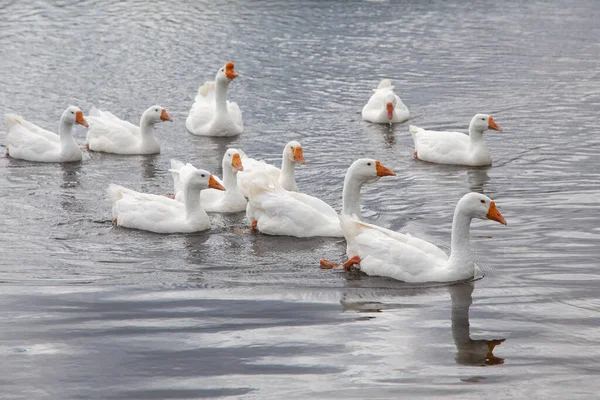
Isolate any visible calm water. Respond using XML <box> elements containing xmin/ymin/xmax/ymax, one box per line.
<box><xmin>1</xmin><ymin>0</ymin><xmax>599</xmax><ymax>398</ymax></box>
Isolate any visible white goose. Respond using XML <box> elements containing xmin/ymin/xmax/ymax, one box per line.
<box><xmin>247</xmin><ymin>158</ymin><xmax>396</xmax><ymax>238</ymax></box>
<box><xmin>5</xmin><ymin>106</ymin><xmax>88</xmax><ymax>162</ymax></box>
<box><xmin>237</xmin><ymin>141</ymin><xmax>305</xmax><ymax>195</ymax></box>
<box><xmin>330</xmin><ymin>192</ymin><xmax>507</xmax><ymax>283</ymax></box>
<box><xmin>85</xmin><ymin>105</ymin><xmax>172</xmax><ymax>155</ymax></box>
<box><xmin>108</xmin><ymin>169</ymin><xmax>225</xmax><ymax>234</ymax></box>
<box><xmin>410</xmin><ymin>114</ymin><xmax>502</xmax><ymax>166</ymax></box>
<box><xmin>361</xmin><ymin>79</ymin><xmax>409</xmax><ymax>124</ymax></box>
<box><xmin>186</xmin><ymin>61</ymin><xmax>243</xmax><ymax>136</ymax></box>
<box><xmin>170</xmin><ymin>148</ymin><xmax>246</xmax><ymax>213</ymax></box>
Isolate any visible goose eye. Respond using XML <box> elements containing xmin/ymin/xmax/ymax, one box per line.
<box><xmin>367</xmin><ymin>162</ymin><xmax>371</xmax><ymax>166</ymax></box>
<box><xmin>71</xmin><ymin>111</ymin><xmax>74</xmax><ymax>114</ymax></box>
<box><xmin>201</xmin><ymin>174</ymin><xmax>205</xmax><ymax>178</ymax></box>
<box><xmin>155</xmin><ymin>109</ymin><xmax>159</xmax><ymax>112</ymax></box>
<box><xmin>480</xmin><ymin>200</ymin><xmax>486</xmax><ymax>204</ymax></box>
<box><xmin>481</xmin><ymin>118</ymin><xmax>485</xmax><ymax>121</ymax></box>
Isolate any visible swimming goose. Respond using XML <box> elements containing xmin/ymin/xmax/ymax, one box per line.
<box><xmin>86</xmin><ymin>105</ymin><xmax>172</xmax><ymax>154</ymax></box>
<box><xmin>410</xmin><ymin>114</ymin><xmax>501</xmax><ymax>166</ymax></box>
<box><xmin>5</xmin><ymin>106</ymin><xmax>88</xmax><ymax>162</ymax></box>
<box><xmin>325</xmin><ymin>192</ymin><xmax>506</xmax><ymax>283</ymax></box>
<box><xmin>362</xmin><ymin>79</ymin><xmax>409</xmax><ymax>124</ymax></box>
<box><xmin>108</xmin><ymin>169</ymin><xmax>224</xmax><ymax>234</ymax></box>
<box><xmin>186</xmin><ymin>61</ymin><xmax>243</xmax><ymax>136</ymax></box>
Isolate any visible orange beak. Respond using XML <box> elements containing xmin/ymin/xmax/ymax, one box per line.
<box><xmin>225</xmin><ymin>61</ymin><xmax>238</xmax><ymax>80</ymax></box>
<box><xmin>486</xmin><ymin>201</ymin><xmax>507</xmax><ymax>225</ymax></box>
<box><xmin>231</xmin><ymin>153</ymin><xmax>244</xmax><ymax>171</ymax></box>
<box><xmin>293</xmin><ymin>146</ymin><xmax>306</xmax><ymax>164</ymax></box>
<box><xmin>75</xmin><ymin>111</ymin><xmax>88</xmax><ymax>128</ymax></box>
<box><xmin>375</xmin><ymin>160</ymin><xmax>396</xmax><ymax>177</ymax></box>
<box><xmin>488</xmin><ymin>116</ymin><xmax>501</xmax><ymax>131</ymax></box>
<box><xmin>208</xmin><ymin>175</ymin><xmax>225</xmax><ymax>191</ymax></box>
<box><xmin>160</xmin><ymin>109</ymin><xmax>173</xmax><ymax>122</ymax></box>
<box><xmin>386</xmin><ymin>102</ymin><xmax>394</xmax><ymax>120</ymax></box>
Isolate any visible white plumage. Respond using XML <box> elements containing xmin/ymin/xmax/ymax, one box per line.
<box><xmin>340</xmin><ymin>193</ymin><xmax>507</xmax><ymax>283</ymax></box>
<box><xmin>108</xmin><ymin>169</ymin><xmax>225</xmax><ymax>234</ymax></box>
<box><xmin>5</xmin><ymin>106</ymin><xmax>87</xmax><ymax>163</ymax></box>
<box><xmin>362</xmin><ymin>79</ymin><xmax>409</xmax><ymax>124</ymax></box>
<box><xmin>410</xmin><ymin>114</ymin><xmax>502</xmax><ymax>166</ymax></box>
<box><xmin>169</xmin><ymin>148</ymin><xmax>247</xmax><ymax>213</ymax></box>
<box><xmin>86</xmin><ymin>105</ymin><xmax>172</xmax><ymax>154</ymax></box>
<box><xmin>186</xmin><ymin>62</ymin><xmax>243</xmax><ymax>137</ymax></box>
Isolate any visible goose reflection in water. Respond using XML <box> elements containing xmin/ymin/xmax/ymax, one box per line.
<box><xmin>338</xmin><ymin>279</ymin><xmax>506</xmax><ymax>366</ymax></box>
<box><xmin>60</xmin><ymin>162</ymin><xmax>83</xmax><ymax>213</ymax></box>
<box><xmin>466</xmin><ymin>167</ymin><xmax>490</xmax><ymax>194</ymax></box>
<box><xmin>450</xmin><ymin>282</ymin><xmax>505</xmax><ymax>366</ymax></box>
<box><xmin>140</xmin><ymin>154</ymin><xmax>158</xmax><ymax>180</ymax></box>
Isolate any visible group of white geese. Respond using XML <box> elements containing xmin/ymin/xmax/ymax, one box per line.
<box><xmin>4</xmin><ymin>61</ymin><xmax>507</xmax><ymax>284</ymax></box>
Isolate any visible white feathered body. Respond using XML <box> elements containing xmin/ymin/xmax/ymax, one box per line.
<box><xmin>340</xmin><ymin>215</ymin><xmax>462</xmax><ymax>283</ymax></box>
<box><xmin>170</xmin><ymin>160</ymin><xmax>246</xmax><ymax>213</ymax></box>
<box><xmin>5</xmin><ymin>114</ymin><xmax>82</xmax><ymax>162</ymax></box>
<box><xmin>409</xmin><ymin>125</ymin><xmax>492</xmax><ymax>167</ymax></box>
<box><xmin>86</xmin><ymin>108</ymin><xmax>160</xmax><ymax>154</ymax></box>
<box><xmin>244</xmin><ymin>169</ymin><xmax>342</xmax><ymax>238</ymax></box>
<box><xmin>186</xmin><ymin>81</ymin><xmax>243</xmax><ymax>137</ymax></box>
<box><xmin>362</xmin><ymin>80</ymin><xmax>409</xmax><ymax>124</ymax></box>
<box><xmin>107</xmin><ymin>184</ymin><xmax>211</xmax><ymax>233</ymax></box>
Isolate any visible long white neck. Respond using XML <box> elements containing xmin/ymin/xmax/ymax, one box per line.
<box><xmin>215</xmin><ymin>80</ymin><xmax>230</xmax><ymax>115</ymax></box>
<box><xmin>58</xmin><ymin>119</ymin><xmax>78</xmax><ymax>152</ymax></box>
<box><xmin>139</xmin><ymin>114</ymin><xmax>156</xmax><ymax>140</ymax></box>
<box><xmin>183</xmin><ymin>184</ymin><xmax>203</xmax><ymax>218</ymax></box>
<box><xmin>468</xmin><ymin>123</ymin><xmax>485</xmax><ymax>143</ymax></box>
<box><xmin>222</xmin><ymin>164</ymin><xmax>238</xmax><ymax>192</ymax></box>
<box><xmin>342</xmin><ymin>171</ymin><xmax>364</xmax><ymax>220</ymax></box>
<box><xmin>279</xmin><ymin>155</ymin><xmax>297</xmax><ymax>191</ymax></box>
<box><xmin>447</xmin><ymin>207</ymin><xmax>475</xmax><ymax>276</ymax></box>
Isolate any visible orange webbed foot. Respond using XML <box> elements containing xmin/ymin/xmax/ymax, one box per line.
<box><xmin>113</xmin><ymin>217</ymin><xmax>118</xmax><ymax>224</ymax></box>
<box><xmin>343</xmin><ymin>255</ymin><xmax>361</xmax><ymax>269</ymax></box>
<box><xmin>250</xmin><ymin>220</ymin><xmax>258</xmax><ymax>230</ymax></box>
<box><xmin>319</xmin><ymin>259</ymin><xmax>340</xmax><ymax>269</ymax></box>
<box><xmin>413</xmin><ymin>151</ymin><xmax>418</xmax><ymax>159</ymax></box>
<box><xmin>164</xmin><ymin>194</ymin><xmax>175</xmax><ymax>199</ymax></box>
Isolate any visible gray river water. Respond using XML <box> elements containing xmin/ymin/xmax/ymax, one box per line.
<box><xmin>1</xmin><ymin>0</ymin><xmax>599</xmax><ymax>398</ymax></box>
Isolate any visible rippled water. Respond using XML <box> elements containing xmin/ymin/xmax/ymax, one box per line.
<box><xmin>1</xmin><ymin>0</ymin><xmax>599</xmax><ymax>398</ymax></box>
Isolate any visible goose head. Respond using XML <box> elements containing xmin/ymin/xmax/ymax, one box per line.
<box><xmin>383</xmin><ymin>92</ymin><xmax>396</xmax><ymax>120</ymax></box>
<box><xmin>223</xmin><ymin>148</ymin><xmax>244</xmax><ymax>174</ymax></box>
<box><xmin>62</xmin><ymin>106</ymin><xmax>88</xmax><ymax>128</ymax></box>
<box><xmin>457</xmin><ymin>192</ymin><xmax>507</xmax><ymax>225</ymax></box>
<box><xmin>142</xmin><ymin>105</ymin><xmax>172</xmax><ymax>125</ymax></box>
<box><xmin>470</xmin><ymin>114</ymin><xmax>501</xmax><ymax>133</ymax></box>
<box><xmin>348</xmin><ymin>158</ymin><xmax>396</xmax><ymax>184</ymax></box>
<box><xmin>186</xmin><ymin>169</ymin><xmax>226</xmax><ymax>191</ymax></box>
<box><xmin>284</xmin><ymin>141</ymin><xmax>305</xmax><ymax>165</ymax></box>
<box><xmin>215</xmin><ymin>61</ymin><xmax>239</xmax><ymax>84</ymax></box>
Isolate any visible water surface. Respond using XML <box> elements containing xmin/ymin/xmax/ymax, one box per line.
<box><xmin>1</xmin><ymin>0</ymin><xmax>600</xmax><ymax>398</ymax></box>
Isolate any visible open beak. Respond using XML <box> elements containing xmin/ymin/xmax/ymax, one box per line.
<box><xmin>293</xmin><ymin>146</ymin><xmax>306</xmax><ymax>164</ymax></box>
<box><xmin>208</xmin><ymin>175</ymin><xmax>226</xmax><ymax>191</ymax></box>
<box><xmin>160</xmin><ymin>109</ymin><xmax>173</xmax><ymax>122</ymax></box>
<box><xmin>225</xmin><ymin>61</ymin><xmax>239</xmax><ymax>80</ymax></box>
<box><xmin>488</xmin><ymin>116</ymin><xmax>501</xmax><ymax>131</ymax></box>
<box><xmin>231</xmin><ymin>153</ymin><xmax>244</xmax><ymax>171</ymax></box>
<box><xmin>386</xmin><ymin>102</ymin><xmax>394</xmax><ymax>120</ymax></box>
<box><xmin>486</xmin><ymin>201</ymin><xmax>507</xmax><ymax>225</ymax></box>
<box><xmin>375</xmin><ymin>160</ymin><xmax>396</xmax><ymax>177</ymax></box>
<box><xmin>75</xmin><ymin>111</ymin><xmax>88</xmax><ymax>128</ymax></box>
